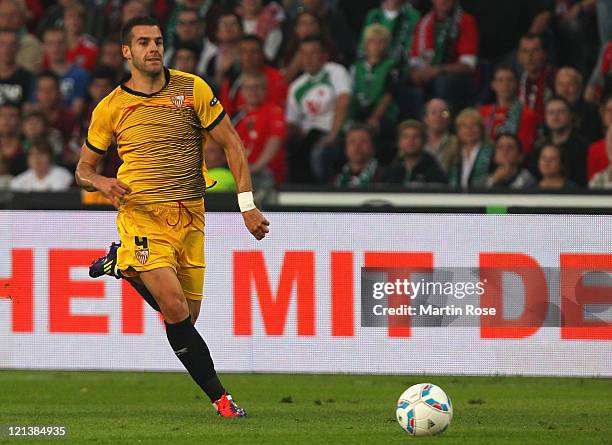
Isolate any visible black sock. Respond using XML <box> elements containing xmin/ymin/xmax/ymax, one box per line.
<box><xmin>165</xmin><ymin>316</ymin><xmax>226</xmax><ymax>402</ymax></box>
<box><xmin>127</xmin><ymin>278</ymin><xmax>161</xmax><ymax>312</ymax></box>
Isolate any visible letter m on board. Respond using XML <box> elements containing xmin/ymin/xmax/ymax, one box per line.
<box><xmin>233</xmin><ymin>251</ymin><xmax>315</xmax><ymax>336</ymax></box>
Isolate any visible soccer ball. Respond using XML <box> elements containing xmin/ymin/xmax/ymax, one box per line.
<box><xmin>396</xmin><ymin>383</ymin><xmax>453</xmax><ymax>436</ymax></box>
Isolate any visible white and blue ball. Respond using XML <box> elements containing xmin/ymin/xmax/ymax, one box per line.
<box><xmin>396</xmin><ymin>383</ymin><xmax>453</xmax><ymax>436</ymax></box>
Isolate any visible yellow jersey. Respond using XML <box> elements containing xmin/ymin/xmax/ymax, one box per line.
<box><xmin>86</xmin><ymin>68</ymin><xmax>224</xmax><ymax>204</ymax></box>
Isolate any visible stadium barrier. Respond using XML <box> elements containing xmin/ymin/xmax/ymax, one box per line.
<box><xmin>1</xmin><ymin>210</ymin><xmax>611</xmax><ymax>377</ymax></box>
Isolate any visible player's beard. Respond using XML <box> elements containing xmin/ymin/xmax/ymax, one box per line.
<box><xmin>133</xmin><ymin>56</ymin><xmax>164</xmax><ymax>78</ymax></box>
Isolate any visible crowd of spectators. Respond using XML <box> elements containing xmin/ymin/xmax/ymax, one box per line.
<box><xmin>1</xmin><ymin>0</ymin><xmax>612</xmax><ymax>194</ymax></box>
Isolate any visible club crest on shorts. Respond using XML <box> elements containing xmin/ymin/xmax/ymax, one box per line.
<box><xmin>134</xmin><ymin>236</ymin><xmax>149</xmax><ymax>264</ymax></box>
<box><xmin>171</xmin><ymin>94</ymin><xmax>185</xmax><ymax>108</ymax></box>
<box><xmin>135</xmin><ymin>249</ymin><xmax>149</xmax><ymax>264</ymax></box>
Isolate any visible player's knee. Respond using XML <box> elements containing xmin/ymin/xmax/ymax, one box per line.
<box><xmin>159</xmin><ymin>294</ymin><xmax>189</xmax><ymax>323</ymax></box>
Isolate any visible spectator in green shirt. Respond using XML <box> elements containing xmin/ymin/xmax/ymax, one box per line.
<box><xmin>350</xmin><ymin>24</ymin><xmax>401</xmax><ymax>163</ymax></box>
<box><xmin>359</xmin><ymin>0</ymin><xmax>421</xmax><ymax>64</ymax></box>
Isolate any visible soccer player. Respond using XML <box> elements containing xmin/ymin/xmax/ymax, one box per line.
<box><xmin>75</xmin><ymin>16</ymin><xmax>269</xmax><ymax>417</ymax></box>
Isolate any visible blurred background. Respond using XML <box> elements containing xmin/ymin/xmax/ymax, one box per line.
<box><xmin>2</xmin><ymin>0</ymin><xmax>612</xmax><ymax>212</ymax></box>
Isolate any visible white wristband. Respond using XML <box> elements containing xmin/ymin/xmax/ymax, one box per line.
<box><xmin>237</xmin><ymin>191</ymin><xmax>256</xmax><ymax>212</ymax></box>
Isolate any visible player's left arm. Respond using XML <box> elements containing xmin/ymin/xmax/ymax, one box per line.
<box><xmin>209</xmin><ymin>115</ymin><xmax>270</xmax><ymax>240</ymax></box>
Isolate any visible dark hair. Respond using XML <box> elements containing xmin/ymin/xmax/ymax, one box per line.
<box><xmin>219</xmin><ymin>11</ymin><xmax>243</xmax><ymax>31</ymax></box>
<box><xmin>102</xmin><ymin>34</ymin><xmax>121</xmax><ymax>47</ymax></box>
<box><xmin>539</xmin><ymin>143</ymin><xmax>565</xmax><ymax>174</ymax></box>
<box><xmin>495</xmin><ymin>132</ymin><xmax>523</xmax><ymax>153</ymax></box>
<box><xmin>493</xmin><ymin>64</ymin><xmax>518</xmax><ymax>80</ymax></box>
<box><xmin>520</xmin><ymin>32</ymin><xmax>545</xmax><ymax>50</ymax></box>
<box><xmin>347</xmin><ymin>123</ymin><xmax>374</xmax><ymax>142</ymax></box>
<box><xmin>0</xmin><ymin>102</ymin><xmax>20</xmax><ymax>112</ymax></box>
<box><xmin>120</xmin><ymin>16</ymin><xmax>159</xmax><ymax>46</ymax></box>
<box><xmin>545</xmin><ymin>95</ymin><xmax>572</xmax><ymax>111</ymax></box>
<box><xmin>174</xmin><ymin>42</ymin><xmax>200</xmax><ymax>59</ymax></box>
<box><xmin>240</xmin><ymin>34</ymin><xmax>263</xmax><ymax>49</ymax></box>
<box><xmin>42</xmin><ymin>26</ymin><xmax>65</xmax><ymax>40</ymax></box>
<box><xmin>177</xmin><ymin>7</ymin><xmax>200</xmax><ymax>19</ymax></box>
<box><xmin>300</xmin><ymin>35</ymin><xmax>326</xmax><ymax>50</ymax></box>
<box><xmin>29</xmin><ymin>138</ymin><xmax>54</xmax><ymax>158</ymax></box>
<box><xmin>539</xmin><ymin>143</ymin><xmax>566</xmax><ymax>178</ymax></box>
<box><xmin>397</xmin><ymin>119</ymin><xmax>426</xmax><ymax>141</ymax></box>
<box><xmin>90</xmin><ymin>65</ymin><xmax>116</xmax><ymax>82</ymax></box>
<box><xmin>283</xmin><ymin>12</ymin><xmax>335</xmax><ymax>66</ymax></box>
<box><xmin>22</xmin><ymin>109</ymin><xmax>47</xmax><ymax>123</ymax></box>
<box><xmin>36</xmin><ymin>70</ymin><xmax>60</xmax><ymax>87</ymax></box>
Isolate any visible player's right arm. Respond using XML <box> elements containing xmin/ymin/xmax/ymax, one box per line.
<box><xmin>75</xmin><ymin>146</ymin><xmax>131</xmax><ymax>208</ymax></box>
<box><xmin>75</xmin><ymin>92</ymin><xmax>131</xmax><ymax>208</ymax></box>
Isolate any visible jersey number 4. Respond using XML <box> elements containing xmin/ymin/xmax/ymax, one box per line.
<box><xmin>135</xmin><ymin>236</ymin><xmax>149</xmax><ymax>249</ymax></box>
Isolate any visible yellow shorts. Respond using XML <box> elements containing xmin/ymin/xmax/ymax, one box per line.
<box><xmin>116</xmin><ymin>198</ymin><xmax>205</xmax><ymax>300</ymax></box>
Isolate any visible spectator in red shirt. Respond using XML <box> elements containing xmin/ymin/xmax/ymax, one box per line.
<box><xmin>479</xmin><ymin>65</ymin><xmax>539</xmax><ymax>154</ymax></box>
<box><xmin>585</xmin><ymin>41</ymin><xmax>612</xmax><ymax>104</ymax></box>
<box><xmin>409</xmin><ymin>0</ymin><xmax>479</xmax><ymax>112</ymax></box>
<box><xmin>234</xmin><ymin>71</ymin><xmax>287</xmax><ymax>186</ymax></box>
<box><xmin>517</xmin><ymin>33</ymin><xmax>556</xmax><ymax>124</ymax></box>
<box><xmin>589</xmin><ymin>126</ymin><xmax>612</xmax><ymax>189</ymax></box>
<box><xmin>587</xmin><ymin>94</ymin><xmax>612</xmax><ymax>180</ymax></box>
<box><xmin>220</xmin><ymin>35</ymin><xmax>287</xmax><ymax>118</ymax></box>
<box><xmin>63</xmin><ymin>3</ymin><xmax>98</xmax><ymax>72</ymax></box>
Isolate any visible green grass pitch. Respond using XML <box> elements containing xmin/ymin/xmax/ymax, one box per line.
<box><xmin>0</xmin><ymin>371</ymin><xmax>611</xmax><ymax>444</ymax></box>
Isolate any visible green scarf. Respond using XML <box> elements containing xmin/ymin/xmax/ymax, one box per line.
<box><xmin>335</xmin><ymin>159</ymin><xmax>379</xmax><ymax>188</ymax></box>
<box><xmin>433</xmin><ymin>7</ymin><xmax>463</xmax><ymax>65</ymax></box>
